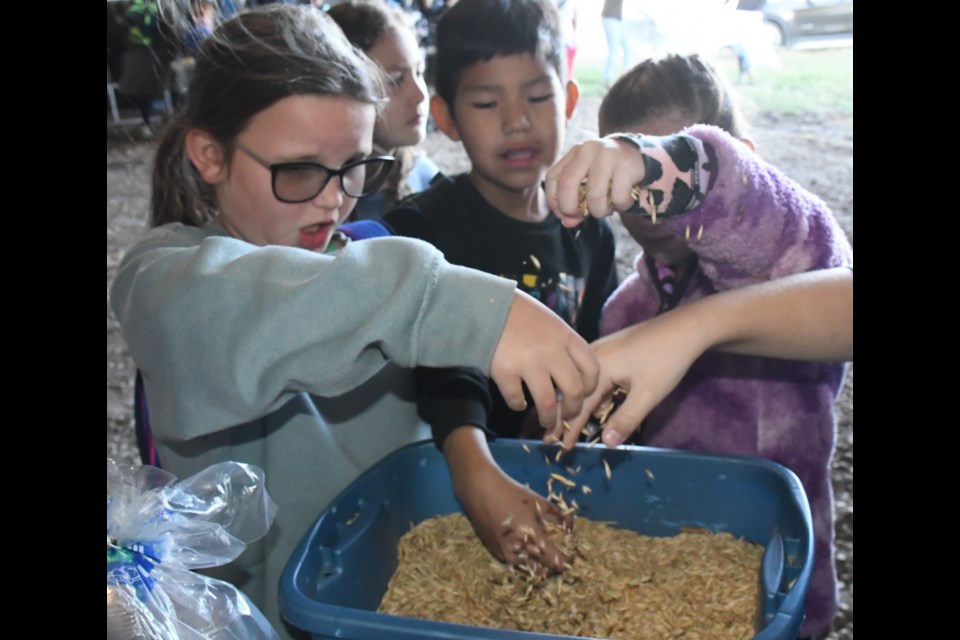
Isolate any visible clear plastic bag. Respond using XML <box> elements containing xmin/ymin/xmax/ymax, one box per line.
<box><xmin>107</xmin><ymin>458</ymin><xmax>279</xmax><ymax>640</ymax></box>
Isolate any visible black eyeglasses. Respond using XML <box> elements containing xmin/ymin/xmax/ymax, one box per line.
<box><xmin>234</xmin><ymin>141</ymin><xmax>396</xmax><ymax>203</ymax></box>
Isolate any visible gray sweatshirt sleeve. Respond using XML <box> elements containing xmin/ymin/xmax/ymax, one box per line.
<box><xmin>109</xmin><ymin>223</ymin><xmax>517</xmax><ymax>440</ymax></box>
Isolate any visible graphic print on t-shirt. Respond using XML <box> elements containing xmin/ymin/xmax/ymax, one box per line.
<box><xmin>502</xmin><ymin>255</ymin><xmax>584</xmax><ymax>328</ymax></box>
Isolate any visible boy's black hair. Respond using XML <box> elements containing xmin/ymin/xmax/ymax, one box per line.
<box><xmin>434</xmin><ymin>0</ymin><xmax>564</xmax><ymax>110</ymax></box>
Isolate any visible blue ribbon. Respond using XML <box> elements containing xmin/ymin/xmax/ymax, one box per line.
<box><xmin>106</xmin><ymin>542</ymin><xmax>161</xmax><ymax>601</ymax></box>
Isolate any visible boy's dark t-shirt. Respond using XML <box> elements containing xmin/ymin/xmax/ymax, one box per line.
<box><xmin>384</xmin><ymin>174</ymin><xmax>618</xmax><ymax>443</ymax></box>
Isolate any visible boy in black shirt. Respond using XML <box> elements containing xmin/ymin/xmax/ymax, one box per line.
<box><xmin>385</xmin><ymin>0</ymin><xmax>617</xmax><ymax>575</ymax></box>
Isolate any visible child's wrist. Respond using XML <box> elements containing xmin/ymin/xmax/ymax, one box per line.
<box><xmin>674</xmin><ymin>292</ymin><xmax>737</xmax><ymax>354</ymax></box>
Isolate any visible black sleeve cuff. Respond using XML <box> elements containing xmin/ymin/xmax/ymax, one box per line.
<box><xmin>415</xmin><ymin>366</ymin><xmax>495</xmax><ymax>451</ymax></box>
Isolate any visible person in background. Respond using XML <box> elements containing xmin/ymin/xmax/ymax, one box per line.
<box><xmin>386</xmin><ymin>0</ymin><xmax>618</xmax><ymax>577</ymax></box>
<box><xmin>601</xmin><ymin>0</ymin><xmax>629</xmax><ymax>88</ymax></box>
<box><xmin>110</xmin><ymin>6</ymin><xmax>599</xmax><ymax>636</ymax></box>
<box><xmin>184</xmin><ymin>0</ymin><xmax>218</xmax><ymax>55</ymax></box>
<box><xmin>329</xmin><ymin>0</ymin><xmax>440</xmax><ymax>220</ymax></box>
<box><xmin>107</xmin><ymin>1</ymin><xmax>129</xmax><ymax>83</ymax></box>
<box><xmin>730</xmin><ymin>0</ymin><xmax>766</xmax><ymax>83</ymax></box>
<box><xmin>117</xmin><ymin>0</ymin><xmax>178</xmax><ymax>132</ymax></box>
<box><xmin>169</xmin><ymin>0</ymin><xmax>218</xmax><ymax>104</ymax></box>
<box><xmin>555</xmin><ymin>0</ymin><xmax>579</xmax><ymax>81</ymax></box>
<box><xmin>545</xmin><ymin>53</ymin><xmax>851</xmax><ymax>638</ymax></box>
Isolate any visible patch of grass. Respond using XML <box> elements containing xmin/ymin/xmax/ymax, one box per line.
<box><xmin>573</xmin><ymin>65</ymin><xmax>607</xmax><ymax>100</ymax></box>
<box><xmin>719</xmin><ymin>47</ymin><xmax>853</xmax><ymax>116</ymax></box>
<box><xmin>573</xmin><ymin>46</ymin><xmax>852</xmax><ymax>118</ymax></box>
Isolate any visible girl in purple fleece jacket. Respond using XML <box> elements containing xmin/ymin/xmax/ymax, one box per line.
<box><xmin>544</xmin><ymin>54</ymin><xmax>852</xmax><ymax>638</ymax></box>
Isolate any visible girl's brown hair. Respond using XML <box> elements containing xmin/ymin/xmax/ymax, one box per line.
<box><xmin>327</xmin><ymin>0</ymin><xmax>414</xmax><ymax>54</ymax></box>
<box><xmin>151</xmin><ymin>4</ymin><xmax>386</xmax><ymax>228</ymax></box>
<box><xmin>328</xmin><ymin>0</ymin><xmax>426</xmax><ymax>204</ymax></box>
<box><xmin>599</xmin><ymin>54</ymin><xmax>747</xmax><ymax>138</ymax></box>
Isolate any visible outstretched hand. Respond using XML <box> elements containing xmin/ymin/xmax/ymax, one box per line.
<box><xmin>550</xmin><ymin>267</ymin><xmax>856</xmax><ymax>448</ymax></box>
<box><xmin>491</xmin><ymin>290</ymin><xmax>599</xmax><ymax>429</ymax></box>
<box><xmin>551</xmin><ymin>312</ymin><xmax>709</xmax><ymax>450</ymax></box>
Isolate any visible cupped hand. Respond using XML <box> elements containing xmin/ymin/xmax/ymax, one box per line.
<box><xmin>544</xmin><ymin>137</ymin><xmax>648</xmax><ymax>227</ymax></box>
<box><xmin>445</xmin><ymin>428</ymin><xmax>574</xmax><ymax>573</ymax></box>
<box><xmin>460</xmin><ymin>463</ymin><xmax>573</xmax><ymax>573</ymax></box>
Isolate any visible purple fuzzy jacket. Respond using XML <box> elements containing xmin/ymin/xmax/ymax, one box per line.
<box><xmin>600</xmin><ymin>124</ymin><xmax>852</xmax><ymax>637</ymax></box>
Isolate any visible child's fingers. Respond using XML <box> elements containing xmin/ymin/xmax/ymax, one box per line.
<box><xmin>552</xmin><ymin>145</ymin><xmax>598</xmax><ymax>217</ymax></box>
<box><xmin>534</xmin><ymin>500</ymin><xmax>573</xmax><ymax>572</ymax></box>
<box><xmin>525</xmin><ymin>374</ymin><xmax>559</xmax><ymax>429</ymax></box>
<box><xmin>551</xmin><ymin>363</ymin><xmax>587</xmax><ymax>422</ymax></box>
<box><xmin>546</xmin><ymin>176</ymin><xmax>583</xmax><ymax>229</ymax></box>
<box><xmin>553</xmin><ymin>165</ymin><xmax>587</xmax><ymax>218</ymax></box>
<box><xmin>583</xmin><ymin>157</ymin><xmax>619</xmax><ymax>220</ymax></box>
<box><xmin>584</xmin><ymin>181</ymin><xmax>612</xmax><ymax>220</ymax></box>
<box><xmin>544</xmin><ymin>154</ymin><xmax>570</xmax><ymax>214</ymax></box>
<box><xmin>543</xmin><ymin>411</ymin><xmax>564</xmax><ymax>444</ymax></box>
<box><xmin>608</xmin><ymin>137</ymin><xmax>648</xmax><ymax>211</ymax></box>
<box><xmin>560</xmin><ymin>395</ymin><xmax>600</xmax><ymax>451</ymax></box>
<box><xmin>535</xmin><ymin>538</ymin><xmax>571</xmax><ymax>573</ymax></box>
<box><xmin>559</xmin><ymin>417</ymin><xmax>583</xmax><ymax>451</ymax></box>
<box><xmin>610</xmin><ymin>165</ymin><xmax>642</xmax><ymax>213</ymax></box>
<box><xmin>557</xmin><ymin>209</ymin><xmax>585</xmax><ymax>229</ymax></box>
<box><xmin>500</xmin><ymin>501</ymin><xmax>572</xmax><ymax>574</ymax></box>
<box><xmin>545</xmin><ymin>368</ymin><xmax>607</xmax><ymax>449</ymax></box>
<box><xmin>600</xmin><ymin>390</ymin><xmax>653</xmax><ymax>448</ymax></box>
<box><xmin>568</xmin><ymin>336</ymin><xmax>600</xmax><ymax>398</ymax></box>
<box><xmin>496</xmin><ymin>374</ymin><xmax>529</xmax><ymax>413</ymax></box>
<box><xmin>539</xmin><ymin>333</ymin><xmax>597</xmax><ymax>428</ymax></box>
<box><xmin>556</xmin><ymin>378</ymin><xmax>608</xmax><ymax>450</ymax></box>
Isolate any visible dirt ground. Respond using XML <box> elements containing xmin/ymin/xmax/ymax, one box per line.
<box><xmin>106</xmin><ymin>95</ymin><xmax>852</xmax><ymax>638</ymax></box>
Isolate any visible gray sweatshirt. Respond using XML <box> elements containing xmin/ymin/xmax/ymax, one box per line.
<box><xmin>109</xmin><ymin>222</ymin><xmax>517</xmax><ymax>637</ymax></box>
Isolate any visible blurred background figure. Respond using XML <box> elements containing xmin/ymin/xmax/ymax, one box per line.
<box><xmin>555</xmin><ymin>0</ymin><xmax>579</xmax><ymax>81</ymax></box>
<box><xmin>610</xmin><ymin>1</ymin><xmax>778</xmax><ymax>85</ymax></box>
<box><xmin>184</xmin><ymin>0</ymin><xmax>218</xmax><ymax>55</ymax></box>
<box><xmin>170</xmin><ymin>0</ymin><xmax>220</xmax><ymax>106</ymax></box>
<box><xmin>116</xmin><ymin>0</ymin><xmax>178</xmax><ymax>133</ymax></box>
<box><xmin>602</xmin><ymin>0</ymin><xmax>659</xmax><ymax>88</ymax></box>
<box><xmin>601</xmin><ymin>0</ymin><xmax>628</xmax><ymax>88</ymax></box>
<box><xmin>727</xmin><ymin>0</ymin><xmax>776</xmax><ymax>84</ymax></box>
<box><xmin>107</xmin><ymin>1</ymin><xmax>129</xmax><ymax>87</ymax></box>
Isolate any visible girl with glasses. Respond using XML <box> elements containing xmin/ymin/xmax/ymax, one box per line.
<box><xmin>329</xmin><ymin>0</ymin><xmax>440</xmax><ymax>221</ymax></box>
<box><xmin>109</xmin><ymin>5</ymin><xmax>598</xmax><ymax>637</ymax></box>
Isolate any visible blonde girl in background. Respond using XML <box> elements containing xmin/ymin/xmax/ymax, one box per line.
<box><xmin>328</xmin><ymin>0</ymin><xmax>440</xmax><ymax>220</ymax></box>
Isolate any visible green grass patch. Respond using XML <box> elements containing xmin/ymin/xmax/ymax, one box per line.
<box><xmin>574</xmin><ymin>46</ymin><xmax>852</xmax><ymax>118</ymax></box>
<box><xmin>573</xmin><ymin>64</ymin><xmax>607</xmax><ymax>100</ymax></box>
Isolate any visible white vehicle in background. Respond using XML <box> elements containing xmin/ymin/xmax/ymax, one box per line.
<box><xmin>623</xmin><ymin>0</ymin><xmax>783</xmax><ymax>71</ymax></box>
<box><xmin>761</xmin><ymin>0</ymin><xmax>854</xmax><ymax>48</ymax></box>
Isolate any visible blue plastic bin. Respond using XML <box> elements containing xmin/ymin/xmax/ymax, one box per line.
<box><xmin>281</xmin><ymin>440</ymin><xmax>813</xmax><ymax>640</ymax></box>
